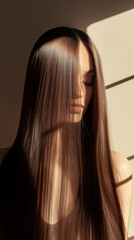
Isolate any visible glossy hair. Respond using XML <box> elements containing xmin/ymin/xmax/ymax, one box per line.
<box><xmin>0</xmin><ymin>26</ymin><xmax>125</xmax><ymax>240</ymax></box>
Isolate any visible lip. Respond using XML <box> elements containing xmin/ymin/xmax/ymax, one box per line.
<box><xmin>71</xmin><ymin>104</ymin><xmax>84</xmax><ymax>108</ymax></box>
<box><xmin>70</xmin><ymin>104</ymin><xmax>84</xmax><ymax>113</ymax></box>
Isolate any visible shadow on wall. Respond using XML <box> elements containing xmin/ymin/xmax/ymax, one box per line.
<box><xmin>0</xmin><ymin>0</ymin><xmax>134</xmax><ymax>147</ymax></box>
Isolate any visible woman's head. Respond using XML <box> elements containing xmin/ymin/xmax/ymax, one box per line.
<box><xmin>19</xmin><ymin>26</ymin><xmax>105</xmax><ymax>132</ymax></box>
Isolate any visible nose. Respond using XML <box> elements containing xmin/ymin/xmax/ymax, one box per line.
<box><xmin>73</xmin><ymin>81</ymin><xmax>84</xmax><ymax>99</ymax></box>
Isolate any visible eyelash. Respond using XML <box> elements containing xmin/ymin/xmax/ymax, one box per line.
<box><xmin>82</xmin><ymin>74</ymin><xmax>95</xmax><ymax>87</ymax></box>
<box><xmin>83</xmin><ymin>81</ymin><xmax>93</xmax><ymax>87</ymax></box>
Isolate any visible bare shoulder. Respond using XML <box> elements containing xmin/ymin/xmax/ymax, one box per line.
<box><xmin>111</xmin><ymin>151</ymin><xmax>132</xmax><ymax>183</ymax></box>
<box><xmin>111</xmin><ymin>151</ymin><xmax>133</xmax><ymax>234</ymax></box>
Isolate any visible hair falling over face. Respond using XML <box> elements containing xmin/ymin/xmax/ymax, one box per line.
<box><xmin>0</xmin><ymin>27</ymin><xmax>126</xmax><ymax>240</ymax></box>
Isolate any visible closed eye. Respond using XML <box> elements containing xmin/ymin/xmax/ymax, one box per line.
<box><xmin>83</xmin><ymin>81</ymin><xmax>94</xmax><ymax>87</ymax></box>
<box><xmin>82</xmin><ymin>72</ymin><xmax>95</xmax><ymax>87</ymax></box>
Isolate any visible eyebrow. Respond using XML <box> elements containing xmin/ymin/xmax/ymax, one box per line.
<box><xmin>81</xmin><ymin>70</ymin><xmax>95</xmax><ymax>78</ymax></box>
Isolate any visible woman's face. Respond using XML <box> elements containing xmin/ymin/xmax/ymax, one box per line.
<box><xmin>70</xmin><ymin>41</ymin><xmax>95</xmax><ymax>123</ymax></box>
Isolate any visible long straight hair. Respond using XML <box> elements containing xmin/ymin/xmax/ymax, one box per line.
<box><xmin>0</xmin><ymin>26</ymin><xmax>125</xmax><ymax>240</ymax></box>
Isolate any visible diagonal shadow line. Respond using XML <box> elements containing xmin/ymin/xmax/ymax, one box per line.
<box><xmin>127</xmin><ymin>155</ymin><xmax>134</xmax><ymax>161</ymax></box>
<box><xmin>116</xmin><ymin>174</ymin><xmax>132</xmax><ymax>187</ymax></box>
<box><xmin>105</xmin><ymin>75</ymin><xmax>134</xmax><ymax>89</ymax></box>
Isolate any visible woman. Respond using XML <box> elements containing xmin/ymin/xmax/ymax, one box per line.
<box><xmin>0</xmin><ymin>26</ymin><xmax>132</xmax><ymax>240</ymax></box>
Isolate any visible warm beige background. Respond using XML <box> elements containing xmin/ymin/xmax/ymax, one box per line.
<box><xmin>0</xmin><ymin>0</ymin><xmax>134</xmax><ymax>147</ymax></box>
<box><xmin>87</xmin><ymin>9</ymin><xmax>134</xmax><ymax>237</ymax></box>
<box><xmin>0</xmin><ymin>0</ymin><xmax>134</xmax><ymax>238</ymax></box>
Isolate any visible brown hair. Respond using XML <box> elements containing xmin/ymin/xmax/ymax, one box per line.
<box><xmin>0</xmin><ymin>26</ymin><xmax>125</xmax><ymax>239</ymax></box>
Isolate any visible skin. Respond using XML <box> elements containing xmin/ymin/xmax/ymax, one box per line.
<box><xmin>112</xmin><ymin>151</ymin><xmax>132</xmax><ymax>239</ymax></box>
<box><xmin>70</xmin><ymin>41</ymin><xmax>95</xmax><ymax>123</ymax></box>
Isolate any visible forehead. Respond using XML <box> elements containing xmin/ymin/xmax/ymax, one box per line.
<box><xmin>78</xmin><ymin>41</ymin><xmax>94</xmax><ymax>75</ymax></box>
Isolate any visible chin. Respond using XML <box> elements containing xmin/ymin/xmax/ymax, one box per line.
<box><xmin>69</xmin><ymin>113</ymin><xmax>83</xmax><ymax>123</ymax></box>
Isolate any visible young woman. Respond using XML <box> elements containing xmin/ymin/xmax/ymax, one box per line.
<box><xmin>0</xmin><ymin>26</ymin><xmax>132</xmax><ymax>240</ymax></box>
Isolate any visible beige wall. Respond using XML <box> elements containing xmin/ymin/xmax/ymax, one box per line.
<box><xmin>0</xmin><ymin>0</ymin><xmax>134</xmax><ymax>147</ymax></box>
<box><xmin>87</xmin><ymin>9</ymin><xmax>134</xmax><ymax>237</ymax></box>
<box><xmin>0</xmin><ymin>1</ymin><xmax>133</xmax><ymax>237</ymax></box>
